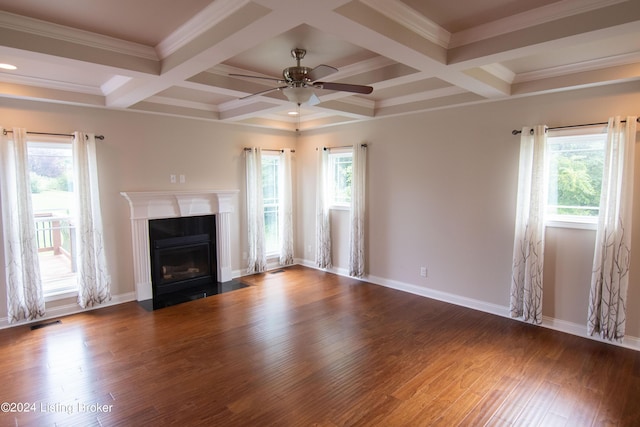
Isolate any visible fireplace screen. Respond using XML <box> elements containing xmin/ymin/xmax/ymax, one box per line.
<box><xmin>156</xmin><ymin>242</ymin><xmax>210</xmax><ymax>286</ymax></box>
<box><xmin>152</xmin><ymin>232</ymin><xmax>213</xmax><ymax>294</ymax></box>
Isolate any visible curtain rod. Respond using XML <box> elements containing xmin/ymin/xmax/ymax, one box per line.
<box><xmin>244</xmin><ymin>147</ymin><xmax>295</xmax><ymax>153</ymax></box>
<box><xmin>511</xmin><ymin>117</ymin><xmax>640</xmax><ymax>135</ymax></box>
<box><xmin>317</xmin><ymin>144</ymin><xmax>368</xmax><ymax>151</ymax></box>
<box><xmin>2</xmin><ymin>129</ymin><xmax>105</xmax><ymax>140</ymax></box>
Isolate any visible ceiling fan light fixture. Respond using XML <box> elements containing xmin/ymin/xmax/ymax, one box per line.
<box><xmin>282</xmin><ymin>86</ymin><xmax>314</xmax><ymax>104</ymax></box>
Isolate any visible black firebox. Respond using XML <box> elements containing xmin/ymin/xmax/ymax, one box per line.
<box><xmin>148</xmin><ymin>215</ymin><xmax>217</xmax><ymax>309</ymax></box>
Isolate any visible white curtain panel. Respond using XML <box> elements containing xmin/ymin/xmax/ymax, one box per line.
<box><xmin>73</xmin><ymin>132</ymin><xmax>112</xmax><ymax>308</ymax></box>
<box><xmin>0</xmin><ymin>127</ymin><xmax>45</xmax><ymax>322</ymax></box>
<box><xmin>349</xmin><ymin>144</ymin><xmax>366</xmax><ymax>278</ymax></box>
<box><xmin>316</xmin><ymin>148</ymin><xmax>332</xmax><ymax>269</ymax></box>
<box><xmin>510</xmin><ymin>125</ymin><xmax>548</xmax><ymax>324</ymax></box>
<box><xmin>588</xmin><ymin>116</ymin><xmax>637</xmax><ymax>341</ymax></box>
<box><xmin>279</xmin><ymin>148</ymin><xmax>294</xmax><ymax>265</ymax></box>
<box><xmin>246</xmin><ymin>147</ymin><xmax>266</xmax><ymax>273</ymax></box>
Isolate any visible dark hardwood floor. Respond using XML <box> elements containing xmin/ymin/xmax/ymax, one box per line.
<box><xmin>1</xmin><ymin>265</ymin><xmax>639</xmax><ymax>426</ymax></box>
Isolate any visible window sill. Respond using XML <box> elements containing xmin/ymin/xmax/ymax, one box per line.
<box><xmin>545</xmin><ymin>218</ymin><xmax>597</xmax><ymax>231</ymax></box>
<box><xmin>330</xmin><ymin>205</ymin><xmax>350</xmax><ymax>211</ymax></box>
<box><xmin>44</xmin><ymin>290</ymin><xmax>78</xmax><ymax>302</ymax></box>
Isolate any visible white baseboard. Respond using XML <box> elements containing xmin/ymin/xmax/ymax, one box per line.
<box><xmin>234</xmin><ymin>259</ymin><xmax>299</xmax><ymax>278</ymax></box>
<box><xmin>297</xmin><ymin>258</ymin><xmax>640</xmax><ymax>352</ymax></box>
<box><xmin>0</xmin><ymin>292</ymin><xmax>136</xmax><ymax>330</ymax></box>
<box><xmin>541</xmin><ymin>315</ymin><xmax>640</xmax><ymax>351</ymax></box>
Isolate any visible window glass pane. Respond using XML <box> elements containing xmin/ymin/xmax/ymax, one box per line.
<box><xmin>262</xmin><ymin>155</ymin><xmax>280</xmax><ymax>255</ymax></box>
<box><xmin>329</xmin><ymin>152</ymin><xmax>353</xmax><ymax>206</ymax></box>
<box><xmin>28</xmin><ymin>142</ymin><xmax>77</xmax><ymax>295</ymax></box>
<box><xmin>546</xmin><ymin>133</ymin><xmax>605</xmax><ymax>218</ymax></box>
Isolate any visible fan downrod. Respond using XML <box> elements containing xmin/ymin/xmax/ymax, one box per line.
<box><xmin>291</xmin><ymin>48</ymin><xmax>306</xmax><ymax>65</ymax></box>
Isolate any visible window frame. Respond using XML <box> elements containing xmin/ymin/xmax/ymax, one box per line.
<box><xmin>27</xmin><ymin>136</ymin><xmax>79</xmax><ymax>300</ymax></box>
<box><xmin>261</xmin><ymin>152</ymin><xmax>281</xmax><ymax>257</ymax></box>
<box><xmin>327</xmin><ymin>148</ymin><xmax>353</xmax><ymax>210</ymax></box>
<box><xmin>544</xmin><ymin>127</ymin><xmax>606</xmax><ymax>231</ymax></box>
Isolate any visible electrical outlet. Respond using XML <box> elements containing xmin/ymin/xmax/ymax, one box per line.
<box><xmin>179</xmin><ymin>174</ymin><xmax>186</xmax><ymax>184</ymax></box>
<box><xmin>420</xmin><ymin>266</ymin><xmax>427</xmax><ymax>278</ymax></box>
<box><xmin>170</xmin><ymin>174</ymin><xmax>176</xmax><ymax>183</ymax></box>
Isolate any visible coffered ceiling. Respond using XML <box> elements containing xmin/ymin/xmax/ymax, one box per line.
<box><xmin>0</xmin><ymin>0</ymin><xmax>639</xmax><ymax>132</ymax></box>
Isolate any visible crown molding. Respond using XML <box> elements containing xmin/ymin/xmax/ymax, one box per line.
<box><xmin>377</xmin><ymin>86</ymin><xmax>467</xmax><ymax>108</ymax></box>
<box><xmin>155</xmin><ymin>0</ymin><xmax>252</xmax><ymax>59</ymax></box>
<box><xmin>0</xmin><ymin>11</ymin><xmax>158</xmax><ymax>60</ymax></box>
<box><xmin>325</xmin><ymin>94</ymin><xmax>375</xmax><ymax>109</ymax></box>
<box><xmin>360</xmin><ymin>0</ymin><xmax>451</xmax><ymax>48</ymax></box>
<box><xmin>0</xmin><ymin>72</ymin><xmax>103</xmax><ymax>95</ymax></box>
<box><xmin>514</xmin><ymin>51</ymin><xmax>640</xmax><ymax>83</ymax></box>
<box><xmin>145</xmin><ymin>95</ymin><xmax>219</xmax><ymax>112</ymax></box>
<box><xmin>450</xmin><ymin>0</ymin><xmax>627</xmax><ymax>48</ymax></box>
<box><xmin>324</xmin><ymin>56</ymin><xmax>396</xmax><ymax>80</ymax></box>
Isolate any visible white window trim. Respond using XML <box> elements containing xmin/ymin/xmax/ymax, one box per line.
<box><xmin>44</xmin><ymin>290</ymin><xmax>78</xmax><ymax>302</ymax></box>
<box><xmin>544</xmin><ymin>127</ymin><xmax>605</xmax><ymax>230</ymax></box>
<box><xmin>327</xmin><ymin>148</ymin><xmax>353</xmax><ymax>210</ymax></box>
<box><xmin>330</xmin><ymin>204</ymin><xmax>350</xmax><ymax>211</ymax></box>
<box><xmin>28</xmin><ymin>136</ymin><xmax>79</xmax><ymax>299</ymax></box>
<box><xmin>261</xmin><ymin>152</ymin><xmax>280</xmax><ymax>257</ymax></box>
<box><xmin>545</xmin><ymin>216</ymin><xmax>597</xmax><ymax>230</ymax></box>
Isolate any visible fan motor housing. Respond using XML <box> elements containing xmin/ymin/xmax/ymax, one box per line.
<box><xmin>283</xmin><ymin>66</ymin><xmax>313</xmax><ymax>84</ymax></box>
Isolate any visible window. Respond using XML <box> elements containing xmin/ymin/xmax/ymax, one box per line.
<box><xmin>27</xmin><ymin>138</ymin><xmax>77</xmax><ymax>297</ymax></box>
<box><xmin>261</xmin><ymin>153</ymin><xmax>280</xmax><ymax>255</ymax></box>
<box><xmin>328</xmin><ymin>150</ymin><xmax>353</xmax><ymax>208</ymax></box>
<box><xmin>546</xmin><ymin>130</ymin><xmax>606</xmax><ymax>227</ymax></box>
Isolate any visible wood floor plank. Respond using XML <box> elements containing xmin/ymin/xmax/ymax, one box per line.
<box><xmin>1</xmin><ymin>265</ymin><xmax>639</xmax><ymax>426</ymax></box>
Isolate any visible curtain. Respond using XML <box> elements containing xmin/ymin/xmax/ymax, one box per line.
<box><xmin>73</xmin><ymin>132</ymin><xmax>111</xmax><ymax>308</ymax></box>
<box><xmin>316</xmin><ymin>148</ymin><xmax>331</xmax><ymax>269</ymax></box>
<box><xmin>587</xmin><ymin>116</ymin><xmax>637</xmax><ymax>341</ymax></box>
<box><xmin>246</xmin><ymin>147</ymin><xmax>266</xmax><ymax>273</ymax></box>
<box><xmin>279</xmin><ymin>148</ymin><xmax>294</xmax><ymax>265</ymax></box>
<box><xmin>0</xmin><ymin>127</ymin><xmax>45</xmax><ymax>322</ymax></box>
<box><xmin>349</xmin><ymin>144</ymin><xmax>366</xmax><ymax>277</ymax></box>
<box><xmin>510</xmin><ymin>125</ymin><xmax>547</xmax><ymax>324</ymax></box>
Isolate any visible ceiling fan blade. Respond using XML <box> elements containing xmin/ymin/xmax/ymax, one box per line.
<box><xmin>229</xmin><ymin>73</ymin><xmax>284</xmax><ymax>83</ymax></box>
<box><xmin>239</xmin><ymin>86</ymin><xmax>288</xmax><ymax>100</ymax></box>
<box><xmin>307</xmin><ymin>64</ymin><xmax>338</xmax><ymax>82</ymax></box>
<box><xmin>313</xmin><ymin>82</ymin><xmax>373</xmax><ymax>94</ymax></box>
<box><xmin>308</xmin><ymin>92</ymin><xmax>321</xmax><ymax>106</ymax></box>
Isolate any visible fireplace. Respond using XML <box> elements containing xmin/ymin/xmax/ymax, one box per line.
<box><xmin>120</xmin><ymin>190</ymin><xmax>240</xmax><ymax>306</ymax></box>
<box><xmin>149</xmin><ymin>215</ymin><xmax>217</xmax><ymax>308</ymax></box>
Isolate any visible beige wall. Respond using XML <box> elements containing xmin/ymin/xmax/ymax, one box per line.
<box><xmin>1</xmin><ymin>80</ymin><xmax>639</xmax><ymax>344</ymax></box>
<box><xmin>297</xmin><ymin>80</ymin><xmax>640</xmax><ymax>341</ymax></box>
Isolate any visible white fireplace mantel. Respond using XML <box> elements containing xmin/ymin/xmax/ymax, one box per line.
<box><xmin>120</xmin><ymin>190</ymin><xmax>239</xmax><ymax>301</ymax></box>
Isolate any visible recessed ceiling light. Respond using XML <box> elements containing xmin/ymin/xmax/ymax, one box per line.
<box><xmin>0</xmin><ymin>63</ymin><xmax>17</xmax><ymax>70</ymax></box>
<box><xmin>288</xmin><ymin>111</ymin><xmax>299</xmax><ymax>116</ymax></box>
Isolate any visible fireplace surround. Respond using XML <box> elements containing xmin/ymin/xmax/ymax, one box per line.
<box><xmin>120</xmin><ymin>190</ymin><xmax>238</xmax><ymax>304</ymax></box>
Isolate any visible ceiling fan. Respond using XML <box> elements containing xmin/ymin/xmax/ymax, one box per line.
<box><xmin>229</xmin><ymin>48</ymin><xmax>373</xmax><ymax>105</ymax></box>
